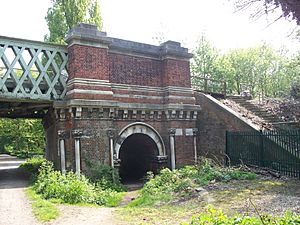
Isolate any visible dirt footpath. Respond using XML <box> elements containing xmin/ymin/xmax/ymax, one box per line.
<box><xmin>46</xmin><ymin>206</ymin><xmax>121</xmax><ymax>225</ymax></box>
<box><xmin>0</xmin><ymin>154</ymin><xmax>124</xmax><ymax>225</ymax></box>
<box><xmin>0</xmin><ymin>154</ymin><xmax>39</xmax><ymax>225</ymax></box>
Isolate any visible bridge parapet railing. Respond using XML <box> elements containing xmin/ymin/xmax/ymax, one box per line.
<box><xmin>0</xmin><ymin>36</ymin><xmax>68</xmax><ymax>101</ymax></box>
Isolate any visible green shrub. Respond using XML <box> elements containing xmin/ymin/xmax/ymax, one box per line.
<box><xmin>131</xmin><ymin>158</ymin><xmax>257</xmax><ymax>206</ymax></box>
<box><xmin>129</xmin><ymin>169</ymin><xmax>196</xmax><ymax>207</ymax></box>
<box><xmin>183</xmin><ymin>207</ymin><xmax>300</xmax><ymax>225</ymax></box>
<box><xmin>195</xmin><ymin>158</ymin><xmax>256</xmax><ymax>185</ymax></box>
<box><xmin>19</xmin><ymin>157</ymin><xmax>46</xmax><ymax>181</ymax></box>
<box><xmin>34</xmin><ymin>161</ymin><xmax>96</xmax><ymax>204</ymax></box>
<box><xmin>94</xmin><ymin>187</ymin><xmax>124</xmax><ymax>207</ymax></box>
<box><xmin>226</xmin><ymin>169</ymin><xmax>257</xmax><ymax>180</ymax></box>
<box><xmin>143</xmin><ymin>169</ymin><xmax>195</xmax><ymax>196</ymax></box>
<box><xmin>33</xmin><ymin>160</ymin><xmax>123</xmax><ymax>206</ymax></box>
<box><xmin>86</xmin><ymin>160</ymin><xmax>124</xmax><ymax>192</ymax></box>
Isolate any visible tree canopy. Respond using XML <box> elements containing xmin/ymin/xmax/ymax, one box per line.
<box><xmin>235</xmin><ymin>0</ymin><xmax>300</xmax><ymax>25</ymax></box>
<box><xmin>45</xmin><ymin>0</ymin><xmax>103</xmax><ymax>44</ymax></box>
<box><xmin>0</xmin><ymin>119</ymin><xmax>45</xmax><ymax>158</ymax></box>
<box><xmin>191</xmin><ymin>35</ymin><xmax>300</xmax><ymax>99</ymax></box>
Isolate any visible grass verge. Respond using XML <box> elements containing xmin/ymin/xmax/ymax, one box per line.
<box><xmin>106</xmin><ymin>192</ymin><xmax>126</xmax><ymax>207</ymax></box>
<box><xmin>26</xmin><ymin>187</ymin><xmax>59</xmax><ymax>222</ymax></box>
<box><xmin>117</xmin><ymin>178</ymin><xmax>300</xmax><ymax>224</ymax></box>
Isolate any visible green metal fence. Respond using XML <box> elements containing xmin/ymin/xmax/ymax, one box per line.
<box><xmin>226</xmin><ymin>130</ymin><xmax>300</xmax><ymax>178</ymax></box>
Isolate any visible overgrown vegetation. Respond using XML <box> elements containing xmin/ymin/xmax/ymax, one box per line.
<box><xmin>86</xmin><ymin>160</ymin><xmax>124</xmax><ymax>192</ymax></box>
<box><xmin>118</xmin><ymin>177</ymin><xmax>300</xmax><ymax>225</ymax></box>
<box><xmin>21</xmin><ymin>157</ymin><xmax>300</xmax><ymax>224</ymax></box>
<box><xmin>19</xmin><ymin>157</ymin><xmax>47</xmax><ymax>182</ymax></box>
<box><xmin>25</xmin><ymin>160</ymin><xmax>124</xmax><ymax>207</ymax></box>
<box><xmin>129</xmin><ymin>158</ymin><xmax>256</xmax><ymax>207</ymax></box>
<box><xmin>183</xmin><ymin>207</ymin><xmax>300</xmax><ymax>225</ymax></box>
<box><xmin>19</xmin><ymin>157</ymin><xmax>46</xmax><ymax>175</ymax></box>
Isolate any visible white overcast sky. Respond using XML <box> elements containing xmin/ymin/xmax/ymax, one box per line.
<box><xmin>0</xmin><ymin>0</ymin><xmax>299</xmax><ymax>53</ymax></box>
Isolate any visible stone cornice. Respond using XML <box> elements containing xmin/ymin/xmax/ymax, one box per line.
<box><xmin>65</xmin><ymin>23</ymin><xmax>192</xmax><ymax>60</ymax></box>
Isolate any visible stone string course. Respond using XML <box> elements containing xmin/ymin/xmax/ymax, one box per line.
<box><xmin>55</xmin><ymin>107</ymin><xmax>198</xmax><ymax>121</ymax></box>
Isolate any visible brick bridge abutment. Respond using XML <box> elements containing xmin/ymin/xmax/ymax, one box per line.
<box><xmin>44</xmin><ymin>23</ymin><xmax>201</xmax><ymax>180</ymax></box>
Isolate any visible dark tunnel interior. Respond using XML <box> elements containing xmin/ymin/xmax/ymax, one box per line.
<box><xmin>119</xmin><ymin>133</ymin><xmax>158</xmax><ymax>183</ymax></box>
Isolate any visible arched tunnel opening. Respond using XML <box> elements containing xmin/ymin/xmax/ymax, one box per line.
<box><xmin>119</xmin><ymin>133</ymin><xmax>158</xmax><ymax>183</ymax></box>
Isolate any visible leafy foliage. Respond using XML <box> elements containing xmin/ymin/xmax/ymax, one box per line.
<box><xmin>192</xmin><ymin>36</ymin><xmax>300</xmax><ymax>99</ymax></box>
<box><xmin>192</xmin><ymin>35</ymin><xmax>219</xmax><ymax>80</ymax></box>
<box><xmin>45</xmin><ymin>0</ymin><xmax>103</xmax><ymax>44</ymax></box>
<box><xmin>19</xmin><ymin>157</ymin><xmax>46</xmax><ymax>178</ymax></box>
<box><xmin>183</xmin><ymin>207</ymin><xmax>300</xmax><ymax>225</ymax></box>
<box><xmin>130</xmin><ymin>158</ymin><xmax>256</xmax><ymax>206</ymax></box>
<box><xmin>33</xmin><ymin>160</ymin><xmax>123</xmax><ymax>206</ymax></box>
<box><xmin>85</xmin><ymin>160</ymin><xmax>124</xmax><ymax>192</ymax></box>
<box><xmin>0</xmin><ymin>119</ymin><xmax>45</xmax><ymax>158</ymax></box>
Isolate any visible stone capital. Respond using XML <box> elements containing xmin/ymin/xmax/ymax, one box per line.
<box><xmin>107</xmin><ymin>129</ymin><xmax>115</xmax><ymax>138</ymax></box>
<box><xmin>72</xmin><ymin>129</ymin><xmax>84</xmax><ymax>138</ymax></box>
<box><xmin>113</xmin><ymin>158</ymin><xmax>121</xmax><ymax>167</ymax></box>
<box><xmin>58</xmin><ymin>130</ymin><xmax>69</xmax><ymax>139</ymax></box>
<box><xmin>169</xmin><ymin>128</ymin><xmax>176</xmax><ymax>136</ymax></box>
<box><xmin>192</xmin><ymin>128</ymin><xmax>198</xmax><ymax>136</ymax></box>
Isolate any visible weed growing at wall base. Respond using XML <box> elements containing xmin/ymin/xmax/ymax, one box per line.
<box><xmin>86</xmin><ymin>160</ymin><xmax>124</xmax><ymax>192</ymax></box>
<box><xmin>33</xmin><ymin>161</ymin><xmax>124</xmax><ymax>206</ymax></box>
<box><xmin>129</xmin><ymin>158</ymin><xmax>256</xmax><ymax>207</ymax></box>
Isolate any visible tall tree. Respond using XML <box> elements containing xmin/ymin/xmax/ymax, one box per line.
<box><xmin>45</xmin><ymin>0</ymin><xmax>103</xmax><ymax>44</ymax></box>
<box><xmin>191</xmin><ymin>35</ymin><xmax>219</xmax><ymax>78</ymax></box>
<box><xmin>192</xmin><ymin>36</ymin><xmax>300</xmax><ymax>98</ymax></box>
<box><xmin>191</xmin><ymin>35</ymin><xmax>220</xmax><ymax>92</ymax></box>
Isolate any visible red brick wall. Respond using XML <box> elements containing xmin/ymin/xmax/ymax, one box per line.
<box><xmin>68</xmin><ymin>44</ymin><xmax>109</xmax><ymax>80</ymax></box>
<box><xmin>162</xmin><ymin>59</ymin><xmax>191</xmax><ymax>87</ymax></box>
<box><xmin>195</xmin><ymin>92</ymin><xmax>255</xmax><ymax>162</ymax></box>
<box><xmin>167</xmin><ymin>120</ymin><xmax>196</xmax><ymax>166</ymax></box>
<box><xmin>68</xmin><ymin>44</ymin><xmax>191</xmax><ymax>88</ymax></box>
<box><xmin>109</xmin><ymin>53</ymin><xmax>162</xmax><ymax>87</ymax></box>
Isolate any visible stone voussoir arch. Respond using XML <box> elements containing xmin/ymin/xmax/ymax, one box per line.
<box><xmin>114</xmin><ymin>122</ymin><xmax>166</xmax><ymax>159</ymax></box>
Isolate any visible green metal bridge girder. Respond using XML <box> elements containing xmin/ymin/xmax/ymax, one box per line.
<box><xmin>0</xmin><ymin>36</ymin><xmax>68</xmax><ymax>101</ymax></box>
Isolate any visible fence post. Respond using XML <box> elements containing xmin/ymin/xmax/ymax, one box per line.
<box><xmin>225</xmin><ymin>131</ymin><xmax>229</xmax><ymax>166</ymax></box>
<box><xmin>259</xmin><ymin>130</ymin><xmax>264</xmax><ymax>167</ymax></box>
